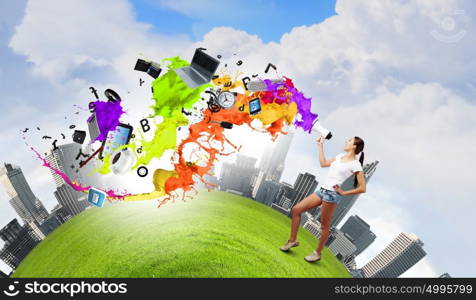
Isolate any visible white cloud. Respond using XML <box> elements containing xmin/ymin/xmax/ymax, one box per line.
<box><xmin>323</xmin><ymin>83</ymin><xmax>476</xmax><ymax>226</ymax></box>
<box><xmin>4</xmin><ymin>0</ymin><xmax>476</xmax><ymax>277</ymax></box>
<box><xmin>9</xmin><ymin>0</ymin><xmax>191</xmax><ymax>86</ymax></box>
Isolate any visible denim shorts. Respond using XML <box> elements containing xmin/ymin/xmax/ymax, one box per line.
<box><xmin>315</xmin><ymin>187</ymin><xmax>342</xmax><ymax>204</ymax></box>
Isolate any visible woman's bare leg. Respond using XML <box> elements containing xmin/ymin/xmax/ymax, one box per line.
<box><xmin>316</xmin><ymin>201</ymin><xmax>337</xmax><ymax>256</ymax></box>
<box><xmin>288</xmin><ymin>193</ymin><xmax>322</xmax><ymax>242</ymax></box>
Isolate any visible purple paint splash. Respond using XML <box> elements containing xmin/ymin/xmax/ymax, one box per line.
<box><xmin>263</xmin><ymin>77</ymin><xmax>318</xmax><ymax>132</ymax></box>
<box><xmin>91</xmin><ymin>101</ymin><xmax>126</xmax><ymax>142</ymax></box>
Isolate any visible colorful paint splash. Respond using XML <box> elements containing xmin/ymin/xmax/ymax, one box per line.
<box><xmin>23</xmin><ymin>136</ymin><xmax>129</xmax><ymax>200</ymax></box>
<box><xmin>27</xmin><ymin>55</ymin><xmax>321</xmax><ymax>206</ymax></box>
<box><xmin>91</xmin><ymin>100</ymin><xmax>126</xmax><ymax>142</ymax></box>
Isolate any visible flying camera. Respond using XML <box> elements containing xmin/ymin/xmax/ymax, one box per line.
<box><xmin>311</xmin><ymin>119</ymin><xmax>332</xmax><ymax>140</ymax></box>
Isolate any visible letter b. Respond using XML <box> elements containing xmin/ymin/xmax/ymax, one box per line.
<box><xmin>140</xmin><ymin>119</ymin><xmax>150</xmax><ymax>133</ymax></box>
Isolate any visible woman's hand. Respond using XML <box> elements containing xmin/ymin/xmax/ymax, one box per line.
<box><xmin>316</xmin><ymin>136</ymin><xmax>325</xmax><ymax>146</ymax></box>
<box><xmin>333</xmin><ymin>184</ymin><xmax>345</xmax><ymax>196</ymax></box>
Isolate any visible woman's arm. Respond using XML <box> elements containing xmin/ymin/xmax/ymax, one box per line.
<box><xmin>317</xmin><ymin>136</ymin><xmax>335</xmax><ymax>167</ymax></box>
<box><xmin>334</xmin><ymin>171</ymin><xmax>367</xmax><ymax>195</ymax></box>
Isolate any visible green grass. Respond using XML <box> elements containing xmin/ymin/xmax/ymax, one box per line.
<box><xmin>13</xmin><ymin>190</ymin><xmax>350</xmax><ymax>278</ymax></box>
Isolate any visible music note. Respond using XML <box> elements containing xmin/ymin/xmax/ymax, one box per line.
<box><xmin>52</xmin><ymin>139</ymin><xmax>58</xmax><ymax>151</ymax></box>
<box><xmin>265</xmin><ymin>63</ymin><xmax>276</xmax><ymax>73</ymax></box>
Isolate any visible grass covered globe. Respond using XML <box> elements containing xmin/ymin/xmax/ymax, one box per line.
<box><xmin>13</xmin><ymin>190</ymin><xmax>350</xmax><ymax>278</ymax></box>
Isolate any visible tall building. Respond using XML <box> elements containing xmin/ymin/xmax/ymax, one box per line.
<box><xmin>303</xmin><ymin>214</ymin><xmax>321</xmax><ymax>237</ymax></box>
<box><xmin>271</xmin><ymin>203</ymin><xmax>290</xmax><ymax>215</ymax></box>
<box><xmin>340</xmin><ymin>215</ymin><xmax>376</xmax><ymax>255</ymax></box>
<box><xmin>196</xmin><ymin>165</ymin><xmax>219</xmax><ymax>190</ymax></box>
<box><xmin>0</xmin><ymin>163</ymin><xmax>49</xmax><ymax>226</ymax></box>
<box><xmin>254</xmin><ymin>180</ymin><xmax>282</xmax><ymax>206</ymax></box>
<box><xmin>303</xmin><ymin>216</ymin><xmax>356</xmax><ymax>261</ymax></box>
<box><xmin>314</xmin><ymin>160</ymin><xmax>379</xmax><ymax>228</ymax></box>
<box><xmin>54</xmin><ymin>184</ymin><xmax>88</xmax><ymax>217</ymax></box>
<box><xmin>45</xmin><ymin>143</ymin><xmax>83</xmax><ymax>187</ymax></box>
<box><xmin>219</xmin><ymin>155</ymin><xmax>258</xmax><ymax>197</ymax></box>
<box><xmin>38</xmin><ymin>214</ymin><xmax>61</xmax><ymax>235</ymax></box>
<box><xmin>50</xmin><ymin>204</ymin><xmax>72</xmax><ymax>224</ymax></box>
<box><xmin>0</xmin><ymin>219</ymin><xmax>40</xmax><ymax>269</ymax></box>
<box><xmin>251</xmin><ymin>170</ymin><xmax>266</xmax><ymax>199</ymax></box>
<box><xmin>343</xmin><ymin>254</ymin><xmax>358</xmax><ymax>272</ymax></box>
<box><xmin>289</xmin><ymin>172</ymin><xmax>318</xmax><ymax>208</ymax></box>
<box><xmin>361</xmin><ymin>232</ymin><xmax>426</xmax><ymax>278</ymax></box>
<box><xmin>259</xmin><ymin>130</ymin><xmax>294</xmax><ymax>183</ymax></box>
<box><xmin>46</xmin><ymin>143</ymin><xmax>89</xmax><ymax>217</ymax></box>
<box><xmin>275</xmin><ymin>182</ymin><xmax>294</xmax><ymax>207</ymax></box>
<box><xmin>327</xmin><ymin>229</ymin><xmax>357</xmax><ymax>261</ymax></box>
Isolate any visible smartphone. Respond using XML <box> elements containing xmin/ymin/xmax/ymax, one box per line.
<box><xmin>99</xmin><ymin>123</ymin><xmax>133</xmax><ymax>159</ymax></box>
<box><xmin>249</xmin><ymin>98</ymin><xmax>262</xmax><ymax>115</ymax></box>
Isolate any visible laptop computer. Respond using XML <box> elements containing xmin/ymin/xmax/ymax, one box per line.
<box><xmin>174</xmin><ymin>49</ymin><xmax>220</xmax><ymax>89</ymax></box>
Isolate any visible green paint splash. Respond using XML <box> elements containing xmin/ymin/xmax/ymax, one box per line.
<box><xmin>99</xmin><ymin>56</ymin><xmax>210</xmax><ymax>174</ymax></box>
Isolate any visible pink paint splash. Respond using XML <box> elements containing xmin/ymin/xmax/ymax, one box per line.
<box><xmin>25</xmin><ymin>138</ymin><xmax>130</xmax><ymax>200</ymax></box>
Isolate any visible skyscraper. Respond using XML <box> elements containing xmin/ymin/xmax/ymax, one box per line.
<box><xmin>50</xmin><ymin>204</ymin><xmax>72</xmax><ymax>224</ymax></box>
<box><xmin>361</xmin><ymin>232</ymin><xmax>426</xmax><ymax>278</ymax></box>
<box><xmin>54</xmin><ymin>184</ymin><xmax>88</xmax><ymax>217</ymax></box>
<box><xmin>289</xmin><ymin>172</ymin><xmax>318</xmax><ymax>208</ymax></box>
<box><xmin>303</xmin><ymin>216</ymin><xmax>356</xmax><ymax>261</ymax></box>
<box><xmin>275</xmin><ymin>182</ymin><xmax>294</xmax><ymax>207</ymax></box>
<box><xmin>219</xmin><ymin>155</ymin><xmax>258</xmax><ymax>197</ymax></box>
<box><xmin>0</xmin><ymin>163</ymin><xmax>49</xmax><ymax>226</ymax></box>
<box><xmin>45</xmin><ymin>143</ymin><xmax>83</xmax><ymax>187</ymax></box>
<box><xmin>46</xmin><ymin>143</ymin><xmax>89</xmax><ymax>217</ymax></box>
<box><xmin>0</xmin><ymin>219</ymin><xmax>40</xmax><ymax>269</ymax></box>
<box><xmin>327</xmin><ymin>228</ymin><xmax>357</xmax><ymax>261</ymax></box>
<box><xmin>340</xmin><ymin>215</ymin><xmax>376</xmax><ymax>255</ymax></box>
<box><xmin>254</xmin><ymin>180</ymin><xmax>282</xmax><ymax>206</ymax></box>
<box><xmin>258</xmin><ymin>130</ymin><xmax>294</xmax><ymax>183</ymax></box>
<box><xmin>315</xmin><ymin>160</ymin><xmax>379</xmax><ymax>227</ymax></box>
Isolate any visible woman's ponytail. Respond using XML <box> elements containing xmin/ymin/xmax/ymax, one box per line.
<box><xmin>359</xmin><ymin>151</ymin><xmax>364</xmax><ymax>166</ymax></box>
<box><xmin>353</xmin><ymin>137</ymin><xmax>365</xmax><ymax>188</ymax></box>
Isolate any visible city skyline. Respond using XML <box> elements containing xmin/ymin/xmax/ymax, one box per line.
<box><xmin>360</xmin><ymin>232</ymin><xmax>426</xmax><ymax>278</ymax></box>
<box><xmin>0</xmin><ymin>150</ymin><xmax>437</xmax><ymax>278</ymax></box>
<box><xmin>0</xmin><ymin>160</ymin><xmax>79</xmax><ymax>274</ymax></box>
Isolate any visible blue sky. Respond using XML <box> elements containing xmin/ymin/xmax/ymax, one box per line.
<box><xmin>1</xmin><ymin>0</ymin><xmax>475</xmax><ymax>278</ymax></box>
<box><xmin>130</xmin><ymin>0</ymin><xmax>336</xmax><ymax>42</ymax></box>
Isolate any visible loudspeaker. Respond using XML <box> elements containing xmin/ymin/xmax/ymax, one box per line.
<box><xmin>311</xmin><ymin>119</ymin><xmax>333</xmax><ymax>140</ymax></box>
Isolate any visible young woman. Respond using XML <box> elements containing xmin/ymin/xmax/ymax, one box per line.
<box><xmin>280</xmin><ymin>136</ymin><xmax>367</xmax><ymax>262</ymax></box>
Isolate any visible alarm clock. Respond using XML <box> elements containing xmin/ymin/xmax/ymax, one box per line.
<box><xmin>216</xmin><ymin>91</ymin><xmax>236</xmax><ymax>109</ymax></box>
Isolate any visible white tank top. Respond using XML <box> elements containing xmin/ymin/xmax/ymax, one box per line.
<box><xmin>321</xmin><ymin>153</ymin><xmax>363</xmax><ymax>190</ymax></box>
